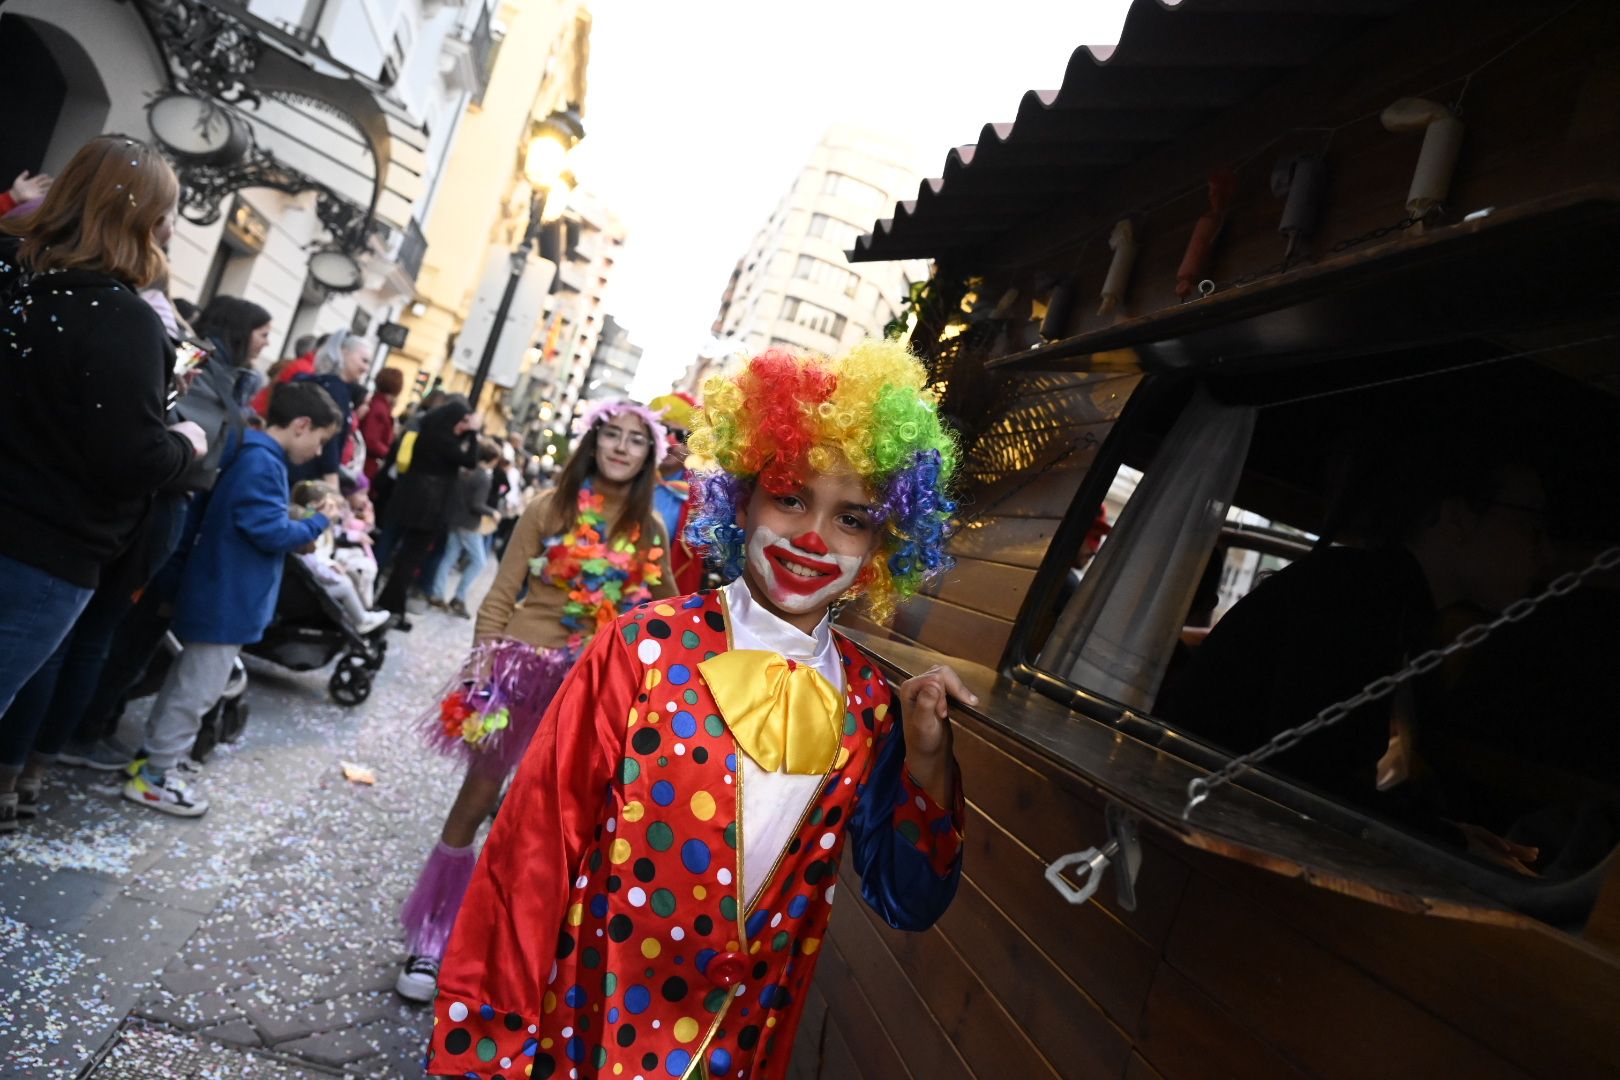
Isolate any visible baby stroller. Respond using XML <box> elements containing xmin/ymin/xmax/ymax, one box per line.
<box><xmin>242</xmin><ymin>555</ymin><xmax>387</xmax><ymax>705</ymax></box>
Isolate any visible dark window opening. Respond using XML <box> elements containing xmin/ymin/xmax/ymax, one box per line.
<box><xmin>1028</xmin><ymin>348</ymin><xmax>1620</xmax><ymax>898</ymax></box>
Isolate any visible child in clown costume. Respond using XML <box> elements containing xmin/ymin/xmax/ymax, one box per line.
<box><xmin>427</xmin><ymin>341</ymin><xmax>973</xmax><ymax>1080</ymax></box>
<box><xmin>396</xmin><ymin>399</ymin><xmax>677</xmax><ymax>1003</ymax></box>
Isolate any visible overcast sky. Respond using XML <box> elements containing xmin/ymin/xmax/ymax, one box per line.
<box><xmin>568</xmin><ymin>0</ymin><xmax>1135</xmax><ymax>400</ymax></box>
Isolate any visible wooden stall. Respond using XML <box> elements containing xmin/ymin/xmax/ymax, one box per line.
<box><xmin>791</xmin><ymin>2</ymin><xmax>1620</xmax><ymax>1077</ymax></box>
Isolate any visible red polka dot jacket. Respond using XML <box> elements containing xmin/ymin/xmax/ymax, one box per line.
<box><xmin>427</xmin><ymin>589</ymin><xmax>963</xmax><ymax>1080</ymax></box>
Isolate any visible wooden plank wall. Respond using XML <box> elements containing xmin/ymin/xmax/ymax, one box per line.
<box><xmin>792</xmin><ymin>695</ymin><xmax>1620</xmax><ymax>1079</ymax></box>
<box><xmin>798</xmin><ymin>6</ymin><xmax>1620</xmax><ymax>1077</ymax></box>
<box><xmin>842</xmin><ymin>369</ymin><xmax>1140</xmax><ymax>664</ymax></box>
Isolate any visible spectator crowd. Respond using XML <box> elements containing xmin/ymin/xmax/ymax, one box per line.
<box><xmin>0</xmin><ymin>135</ymin><xmax>634</xmax><ymax>829</ymax></box>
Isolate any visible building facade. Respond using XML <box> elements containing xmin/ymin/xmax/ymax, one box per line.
<box><xmin>389</xmin><ymin>0</ymin><xmax>596</xmax><ymax>433</ymax></box>
<box><xmin>579</xmin><ymin>314</ymin><xmax>642</xmax><ymax>404</ymax></box>
<box><xmin>687</xmin><ymin>125</ymin><xmax>926</xmax><ymax>390</ymax></box>
<box><xmin>492</xmin><ymin>182</ymin><xmax>629</xmax><ymax>450</ymax></box>
<box><xmin>0</xmin><ymin>0</ymin><xmax>498</xmax><ymax>372</ymax></box>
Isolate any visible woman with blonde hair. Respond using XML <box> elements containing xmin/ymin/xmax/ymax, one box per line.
<box><xmin>0</xmin><ymin>135</ymin><xmax>205</xmax><ymax>831</ymax></box>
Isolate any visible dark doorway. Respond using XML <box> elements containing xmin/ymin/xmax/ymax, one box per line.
<box><xmin>0</xmin><ymin>15</ymin><xmax>67</xmax><ymax>187</ymax></box>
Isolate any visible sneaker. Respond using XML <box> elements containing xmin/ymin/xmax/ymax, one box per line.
<box><xmin>122</xmin><ymin>765</ymin><xmax>208</xmax><ymax>817</ymax></box>
<box><xmin>389</xmin><ymin>613</ymin><xmax>413</xmax><ymax>633</ymax></box>
<box><xmin>172</xmin><ymin>758</ymin><xmax>205</xmax><ymax>780</ymax></box>
<box><xmin>395</xmin><ymin>954</ymin><xmax>440</xmax><ymax>1003</ymax></box>
<box><xmin>58</xmin><ymin>739</ymin><xmax>137</xmax><ymax>772</ymax></box>
<box><xmin>357</xmin><ymin>609</ymin><xmax>392</xmax><ymax>634</ymax></box>
<box><xmin>426</xmin><ymin>597</ymin><xmax>449</xmax><ymax>611</ymax></box>
<box><xmin>448</xmin><ymin>599</ymin><xmax>470</xmax><ymax>619</ymax></box>
<box><xmin>0</xmin><ymin>792</ymin><xmax>16</xmax><ymax>834</ymax></box>
<box><xmin>15</xmin><ymin>779</ymin><xmax>40</xmax><ymax>819</ymax></box>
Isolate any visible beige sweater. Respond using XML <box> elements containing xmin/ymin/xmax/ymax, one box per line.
<box><xmin>474</xmin><ymin>487</ymin><xmax>677</xmax><ymax>649</ymax></box>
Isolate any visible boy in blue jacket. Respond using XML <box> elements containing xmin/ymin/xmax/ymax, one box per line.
<box><xmin>124</xmin><ymin>382</ymin><xmax>342</xmax><ymax>816</ymax></box>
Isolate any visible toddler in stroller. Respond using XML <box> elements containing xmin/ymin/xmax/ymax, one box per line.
<box><xmin>243</xmin><ymin>554</ymin><xmax>389</xmax><ymax>705</ymax></box>
<box><xmin>289</xmin><ymin>481</ymin><xmax>390</xmax><ymax>635</ymax></box>
<box><xmin>240</xmin><ymin>482</ymin><xmax>389</xmax><ymax>705</ymax></box>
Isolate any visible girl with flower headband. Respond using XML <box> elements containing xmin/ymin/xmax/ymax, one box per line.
<box><xmin>426</xmin><ymin>340</ymin><xmax>974</xmax><ymax>1080</ymax></box>
<box><xmin>395</xmin><ymin>399</ymin><xmax>676</xmax><ymax>1003</ymax></box>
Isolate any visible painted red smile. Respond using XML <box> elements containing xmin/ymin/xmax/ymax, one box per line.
<box><xmin>765</xmin><ymin>545</ymin><xmax>838</xmax><ymax>595</ymax></box>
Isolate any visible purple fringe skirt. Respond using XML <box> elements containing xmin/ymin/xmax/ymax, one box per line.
<box><xmin>415</xmin><ymin>639</ymin><xmax>575</xmax><ymax>779</ymax></box>
<box><xmin>399</xmin><ymin>841</ymin><xmax>477</xmax><ymax>959</ymax></box>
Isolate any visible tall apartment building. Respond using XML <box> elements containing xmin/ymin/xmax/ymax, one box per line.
<box><xmin>579</xmin><ymin>315</ymin><xmax>643</xmax><ymax>404</ymax></box>
<box><xmin>498</xmin><ymin>184</ymin><xmax>629</xmax><ymax>447</ymax></box>
<box><xmin>689</xmin><ymin>126</ymin><xmax>926</xmax><ymax>390</ymax></box>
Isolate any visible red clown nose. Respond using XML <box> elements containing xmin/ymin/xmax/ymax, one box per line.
<box><xmin>793</xmin><ymin>531</ymin><xmax>830</xmax><ymax>555</ymax></box>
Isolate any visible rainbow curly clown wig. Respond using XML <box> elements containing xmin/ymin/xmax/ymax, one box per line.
<box><xmin>684</xmin><ymin>339</ymin><xmax>958</xmax><ymax>621</ymax></box>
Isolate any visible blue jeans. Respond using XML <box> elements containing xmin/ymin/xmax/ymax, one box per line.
<box><xmin>0</xmin><ymin>554</ymin><xmax>94</xmax><ymax>765</ymax></box>
<box><xmin>430</xmin><ymin>528</ymin><xmax>488</xmax><ymax>606</ymax></box>
<box><xmin>5</xmin><ymin>491</ymin><xmax>190</xmax><ymax>760</ymax></box>
<box><xmin>417</xmin><ymin>531</ymin><xmax>447</xmax><ymax>599</ymax></box>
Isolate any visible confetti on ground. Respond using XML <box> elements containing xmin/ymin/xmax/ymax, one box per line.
<box><xmin>1</xmin><ymin>585</ymin><xmax>487</xmax><ymax>1077</ymax></box>
<box><xmin>0</xmin><ymin>914</ymin><xmax>124</xmax><ymax>1076</ymax></box>
<box><xmin>89</xmin><ymin>1020</ymin><xmax>337</xmax><ymax>1079</ymax></box>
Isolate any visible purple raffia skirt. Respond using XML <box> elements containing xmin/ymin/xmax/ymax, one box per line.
<box><xmin>415</xmin><ymin>638</ymin><xmax>575</xmax><ymax>779</ymax></box>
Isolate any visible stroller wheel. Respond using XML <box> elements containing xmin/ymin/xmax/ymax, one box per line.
<box><xmin>220</xmin><ymin>700</ymin><xmax>251</xmax><ymax>744</ymax></box>
<box><xmin>330</xmin><ymin>655</ymin><xmax>372</xmax><ymax>706</ymax></box>
<box><xmin>190</xmin><ymin>700</ymin><xmax>222</xmax><ymax>762</ymax></box>
<box><xmin>362</xmin><ymin>635</ymin><xmax>388</xmax><ymax>672</ymax></box>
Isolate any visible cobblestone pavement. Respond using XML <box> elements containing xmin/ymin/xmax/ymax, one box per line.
<box><xmin>0</xmin><ymin>592</ymin><xmax>485</xmax><ymax>1078</ymax></box>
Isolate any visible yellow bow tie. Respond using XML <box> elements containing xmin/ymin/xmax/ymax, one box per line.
<box><xmin>697</xmin><ymin>650</ymin><xmax>843</xmax><ymax>774</ymax></box>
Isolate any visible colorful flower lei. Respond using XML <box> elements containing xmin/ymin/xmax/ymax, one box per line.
<box><xmin>529</xmin><ymin>482</ymin><xmax>664</xmax><ymax>648</ymax></box>
<box><xmin>438</xmin><ymin>684</ymin><xmax>510</xmax><ymax>747</ymax></box>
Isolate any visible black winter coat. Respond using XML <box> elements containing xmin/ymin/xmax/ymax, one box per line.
<box><xmin>0</xmin><ymin>239</ymin><xmax>193</xmax><ymax>587</ymax></box>
<box><xmin>383</xmin><ymin>402</ymin><xmax>478</xmax><ymax>531</ymax></box>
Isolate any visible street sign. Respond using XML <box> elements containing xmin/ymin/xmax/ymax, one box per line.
<box><xmin>377</xmin><ymin>321</ymin><xmax>410</xmax><ymax>348</ymax></box>
<box><xmin>451</xmin><ymin>246</ymin><xmax>557</xmax><ymax>389</ymax></box>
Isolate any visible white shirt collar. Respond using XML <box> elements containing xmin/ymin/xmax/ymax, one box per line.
<box><xmin>721</xmin><ymin>577</ymin><xmax>834</xmax><ymax>664</ymax></box>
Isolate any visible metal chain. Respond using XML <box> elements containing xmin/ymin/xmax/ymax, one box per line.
<box><xmin>1182</xmin><ymin>543</ymin><xmax>1620</xmax><ymax>819</ymax></box>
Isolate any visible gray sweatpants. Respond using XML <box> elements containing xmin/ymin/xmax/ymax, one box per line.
<box><xmin>140</xmin><ymin>642</ymin><xmax>240</xmax><ymax>769</ymax></box>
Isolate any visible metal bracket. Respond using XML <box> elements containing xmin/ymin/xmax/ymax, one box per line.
<box><xmin>1044</xmin><ymin>803</ymin><xmax>1143</xmax><ymax>910</ymax></box>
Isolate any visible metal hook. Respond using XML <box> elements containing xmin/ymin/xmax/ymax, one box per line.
<box><xmin>1183</xmin><ymin>777</ymin><xmax>1210</xmax><ymax>820</ymax></box>
<box><xmin>1045</xmin><ymin>843</ymin><xmax>1116</xmax><ymax>905</ymax></box>
<box><xmin>1045</xmin><ymin>803</ymin><xmax>1143</xmax><ymax>909</ymax></box>
<box><xmin>1198</xmin><ymin>278</ymin><xmax>1215</xmax><ymax>297</ymax></box>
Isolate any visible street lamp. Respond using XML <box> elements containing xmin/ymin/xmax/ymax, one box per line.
<box><xmin>467</xmin><ymin>107</ymin><xmax>585</xmax><ymax>410</ymax></box>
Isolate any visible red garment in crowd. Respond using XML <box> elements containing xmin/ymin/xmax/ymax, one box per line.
<box><xmin>250</xmin><ymin>351</ymin><xmax>315</xmax><ymax>417</ymax></box>
<box><xmin>671</xmin><ymin>487</ymin><xmax>703</xmax><ymax>593</ymax></box>
<box><xmin>358</xmin><ymin>393</ymin><xmax>396</xmax><ymax>480</ymax></box>
<box><xmin>0</xmin><ymin>193</ymin><xmax>15</xmax><ymax>217</ymax></box>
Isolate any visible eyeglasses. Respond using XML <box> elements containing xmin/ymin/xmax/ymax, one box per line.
<box><xmin>598</xmin><ymin>426</ymin><xmax>651</xmax><ymax>450</ymax></box>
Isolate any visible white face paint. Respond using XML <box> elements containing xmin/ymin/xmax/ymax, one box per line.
<box><xmin>745</xmin><ymin>525</ymin><xmax>866</xmax><ymax>614</ymax></box>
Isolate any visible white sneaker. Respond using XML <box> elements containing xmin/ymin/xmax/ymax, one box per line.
<box><xmin>122</xmin><ymin>765</ymin><xmax>208</xmax><ymax>817</ymax></box>
<box><xmin>357</xmin><ymin>609</ymin><xmax>392</xmax><ymax>634</ymax></box>
<box><xmin>395</xmin><ymin>954</ymin><xmax>439</xmax><ymax>1002</ymax></box>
